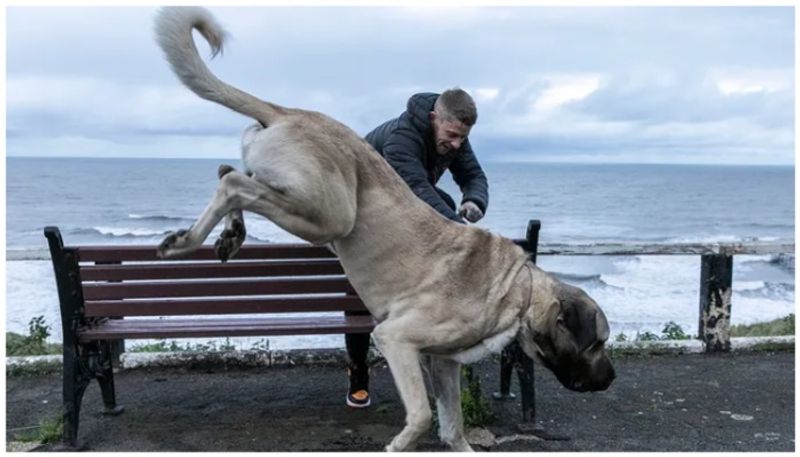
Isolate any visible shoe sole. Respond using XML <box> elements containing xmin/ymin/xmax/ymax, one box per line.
<box><xmin>345</xmin><ymin>395</ymin><xmax>371</xmax><ymax>409</ymax></box>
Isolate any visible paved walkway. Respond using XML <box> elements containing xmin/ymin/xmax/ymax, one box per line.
<box><xmin>6</xmin><ymin>351</ymin><xmax>795</xmax><ymax>451</ymax></box>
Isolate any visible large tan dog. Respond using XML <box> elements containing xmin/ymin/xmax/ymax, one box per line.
<box><xmin>154</xmin><ymin>7</ymin><xmax>614</xmax><ymax>452</ymax></box>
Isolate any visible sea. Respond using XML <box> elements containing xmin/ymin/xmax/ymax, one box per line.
<box><xmin>5</xmin><ymin>157</ymin><xmax>796</xmax><ymax>350</ymax></box>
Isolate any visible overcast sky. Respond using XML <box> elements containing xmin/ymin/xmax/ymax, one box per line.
<box><xmin>6</xmin><ymin>6</ymin><xmax>795</xmax><ymax>165</ymax></box>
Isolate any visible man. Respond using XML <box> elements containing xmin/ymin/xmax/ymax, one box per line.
<box><xmin>344</xmin><ymin>88</ymin><xmax>489</xmax><ymax>408</ymax></box>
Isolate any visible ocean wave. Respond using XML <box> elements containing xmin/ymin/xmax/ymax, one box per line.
<box><xmin>245</xmin><ymin>234</ymin><xmax>273</xmax><ymax>243</ymax></box>
<box><xmin>552</xmin><ymin>272</ymin><xmax>622</xmax><ymax>291</ymax></box>
<box><xmin>737</xmin><ymin>222</ymin><xmax>794</xmax><ymax>230</ymax></box>
<box><xmin>71</xmin><ymin>226</ymin><xmax>171</xmax><ymax>238</ymax></box>
<box><xmin>736</xmin><ymin>281</ymin><xmax>795</xmax><ymax>301</ymax></box>
<box><xmin>739</xmin><ymin>253</ymin><xmax>795</xmax><ymax>274</ymax></box>
<box><xmin>665</xmin><ymin>235</ymin><xmax>783</xmax><ymax>244</ymax></box>
<box><xmin>128</xmin><ymin>213</ymin><xmax>194</xmax><ymax>222</ymax></box>
<box><xmin>769</xmin><ymin>254</ymin><xmax>795</xmax><ymax>274</ymax></box>
<box><xmin>70</xmin><ymin>225</ymin><xmax>275</xmax><ymax>243</ymax></box>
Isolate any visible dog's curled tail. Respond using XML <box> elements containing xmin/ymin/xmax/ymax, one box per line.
<box><xmin>154</xmin><ymin>7</ymin><xmax>286</xmax><ymax>126</ymax></box>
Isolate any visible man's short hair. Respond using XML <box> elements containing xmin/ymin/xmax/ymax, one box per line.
<box><xmin>434</xmin><ymin>88</ymin><xmax>478</xmax><ymax>126</ymax></box>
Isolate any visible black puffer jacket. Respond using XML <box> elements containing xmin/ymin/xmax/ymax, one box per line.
<box><xmin>365</xmin><ymin>93</ymin><xmax>489</xmax><ymax>223</ymax></box>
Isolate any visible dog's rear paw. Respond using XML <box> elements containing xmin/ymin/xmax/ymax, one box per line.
<box><xmin>157</xmin><ymin>229</ymin><xmax>192</xmax><ymax>258</ymax></box>
<box><xmin>214</xmin><ymin>219</ymin><xmax>245</xmax><ymax>262</ymax></box>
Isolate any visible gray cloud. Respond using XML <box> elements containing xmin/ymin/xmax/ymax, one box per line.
<box><xmin>6</xmin><ymin>6</ymin><xmax>795</xmax><ymax>164</ymax></box>
<box><xmin>571</xmin><ymin>70</ymin><xmax>793</xmax><ymax>126</ymax></box>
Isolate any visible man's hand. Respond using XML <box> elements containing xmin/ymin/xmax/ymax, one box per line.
<box><xmin>459</xmin><ymin>201</ymin><xmax>484</xmax><ymax>223</ymax></box>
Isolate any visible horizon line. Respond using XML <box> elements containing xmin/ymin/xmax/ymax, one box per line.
<box><xmin>5</xmin><ymin>155</ymin><xmax>795</xmax><ymax>168</ymax></box>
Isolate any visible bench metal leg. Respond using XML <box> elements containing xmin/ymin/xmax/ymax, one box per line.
<box><xmin>110</xmin><ymin>340</ymin><xmax>125</xmax><ymax>368</ymax></box>
<box><xmin>493</xmin><ymin>345</ymin><xmax>517</xmax><ymax>400</ymax></box>
<box><xmin>46</xmin><ymin>229</ymin><xmax>125</xmax><ymax>449</ymax></box>
<box><xmin>494</xmin><ymin>341</ymin><xmax>535</xmax><ymax>420</ymax></box>
<box><xmin>515</xmin><ymin>346</ymin><xmax>535</xmax><ymax>423</ymax></box>
<box><xmin>59</xmin><ymin>340</ymin><xmax>125</xmax><ymax>450</ymax></box>
<box><xmin>96</xmin><ymin>341</ymin><xmax>125</xmax><ymax>416</ymax></box>
<box><xmin>61</xmin><ymin>345</ymin><xmax>92</xmax><ymax>450</ymax></box>
<box><xmin>506</xmin><ymin>344</ymin><xmax>569</xmax><ymax>440</ymax></box>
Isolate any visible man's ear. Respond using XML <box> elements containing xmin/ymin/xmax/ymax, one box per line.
<box><xmin>429</xmin><ymin>111</ymin><xmax>437</xmax><ymax>123</ymax></box>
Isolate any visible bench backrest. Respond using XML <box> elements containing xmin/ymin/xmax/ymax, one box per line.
<box><xmin>45</xmin><ymin>220</ymin><xmax>540</xmax><ymax>326</ymax></box>
<box><xmin>44</xmin><ymin>227</ymin><xmax>367</xmax><ymax>323</ymax></box>
<box><xmin>79</xmin><ymin>245</ymin><xmax>365</xmax><ymax>319</ymax></box>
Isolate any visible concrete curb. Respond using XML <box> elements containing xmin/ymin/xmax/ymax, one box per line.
<box><xmin>4</xmin><ymin>348</ymin><xmax>384</xmax><ymax>375</ymax></box>
<box><xmin>607</xmin><ymin>335</ymin><xmax>795</xmax><ymax>355</ymax></box>
<box><xmin>5</xmin><ymin>441</ymin><xmax>41</xmax><ymax>452</ymax></box>
<box><xmin>5</xmin><ymin>336</ymin><xmax>794</xmax><ymax>375</ymax></box>
<box><xmin>6</xmin><ymin>355</ymin><xmax>63</xmax><ymax>376</ymax></box>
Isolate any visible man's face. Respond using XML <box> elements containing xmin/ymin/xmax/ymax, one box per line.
<box><xmin>430</xmin><ymin>111</ymin><xmax>471</xmax><ymax>155</ymax></box>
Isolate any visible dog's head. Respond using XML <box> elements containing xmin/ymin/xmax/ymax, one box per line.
<box><xmin>518</xmin><ymin>279</ymin><xmax>615</xmax><ymax>392</ymax></box>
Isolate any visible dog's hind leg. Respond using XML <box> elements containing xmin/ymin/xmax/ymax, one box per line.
<box><xmin>214</xmin><ymin>164</ymin><xmax>246</xmax><ymax>262</ymax></box>
<box><xmin>372</xmin><ymin>322</ymin><xmax>432</xmax><ymax>452</ymax></box>
<box><xmin>158</xmin><ymin>169</ymin><xmax>350</xmax><ymax>258</ymax></box>
<box><xmin>430</xmin><ymin>356</ymin><xmax>473</xmax><ymax>452</ymax></box>
<box><xmin>157</xmin><ymin>171</ymin><xmax>239</xmax><ymax>259</ymax></box>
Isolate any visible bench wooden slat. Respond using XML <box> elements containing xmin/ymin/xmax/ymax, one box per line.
<box><xmin>76</xmin><ymin>244</ymin><xmax>337</xmax><ymax>262</ymax></box>
<box><xmin>82</xmin><ymin>277</ymin><xmax>352</xmax><ymax>300</ymax></box>
<box><xmin>80</xmin><ymin>259</ymin><xmax>345</xmax><ymax>281</ymax></box>
<box><xmin>78</xmin><ymin>315</ymin><xmax>376</xmax><ymax>341</ymax></box>
<box><xmin>84</xmin><ymin>296</ymin><xmax>367</xmax><ymax>317</ymax></box>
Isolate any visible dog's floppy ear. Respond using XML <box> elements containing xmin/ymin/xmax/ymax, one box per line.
<box><xmin>595</xmin><ymin>306</ymin><xmax>610</xmax><ymax>342</ymax></box>
<box><xmin>556</xmin><ymin>285</ymin><xmax>599</xmax><ymax>352</ymax></box>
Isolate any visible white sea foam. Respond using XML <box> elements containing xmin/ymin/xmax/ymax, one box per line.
<box><xmin>6</xmin><ymin>260</ymin><xmax>62</xmax><ymax>342</ymax></box>
<box><xmin>666</xmin><ymin>235</ymin><xmax>783</xmax><ymax>244</ymax></box>
<box><xmin>241</xmin><ymin>217</ymin><xmax>306</xmax><ymax>243</ymax></box>
<box><xmin>735</xmin><ymin>280</ymin><xmax>767</xmax><ymax>291</ymax></box>
<box><xmin>90</xmin><ymin>226</ymin><xmax>171</xmax><ymax>237</ymax></box>
<box><xmin>540</xmin><ymin>255</ymin><xmax>795</xmax><ymax>340</ymax></box>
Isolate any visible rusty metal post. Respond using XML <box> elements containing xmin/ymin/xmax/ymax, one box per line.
<box><xmin>699</xmin><ymin>253</ymin><xmax>733</xmax><ymax>352</ymax></box>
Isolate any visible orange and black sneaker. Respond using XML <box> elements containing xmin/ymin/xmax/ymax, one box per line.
<box><xmin>346</xmin><ymin>365</ymin><xmax>371</xmax><ymax>408</ymax></box>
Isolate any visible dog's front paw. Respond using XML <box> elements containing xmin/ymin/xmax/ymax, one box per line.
<box><xmin>448</xmin><ymin>438</ymin><xmax>475</xmax><ymax>452</ymax></box>
<box><xmin>157</xmin><ymin>229</ymin><xmax>192</xmax><ymax>259</ymax></box>
<box><xmin>214</xmin><ymin>219</ymin><xmax>246</xmax><ymax>262</ymax></box>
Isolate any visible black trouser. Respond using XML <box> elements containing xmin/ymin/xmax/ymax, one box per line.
<box><xmin>345</xmin><ymin>187</ymin><xmax>457</xmax><ymax>373</ymax></box>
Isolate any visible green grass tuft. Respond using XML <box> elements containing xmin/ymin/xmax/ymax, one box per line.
<box><xmin>460</xmin><ymin>365</ymin><xmax>495</xmax><ymax>427</ymax></box>
<box><xmin>731</xmin><ymin>314</ymin><xmax>794</xmax><ymax>337</ymax></box>
<box><xmin>6</xmin><ymin>316</ymin><xmax>62</xmax><ymax>356</ymax></box>
<box><xmin>14</xmin><ymin>415</ymin><xmax>63</xmax><ymax>444</ymax></box>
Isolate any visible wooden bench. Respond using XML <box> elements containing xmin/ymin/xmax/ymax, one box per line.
<box><xmin>44</xmin><ymin>220</ymin><xmax>541</xmax><ymax>449</ymax></box>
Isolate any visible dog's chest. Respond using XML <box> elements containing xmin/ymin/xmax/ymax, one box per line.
<box><xmin>447</xmin><ymin>320</ymin><xmax>520</xmax><ymax>364</ymax></box>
